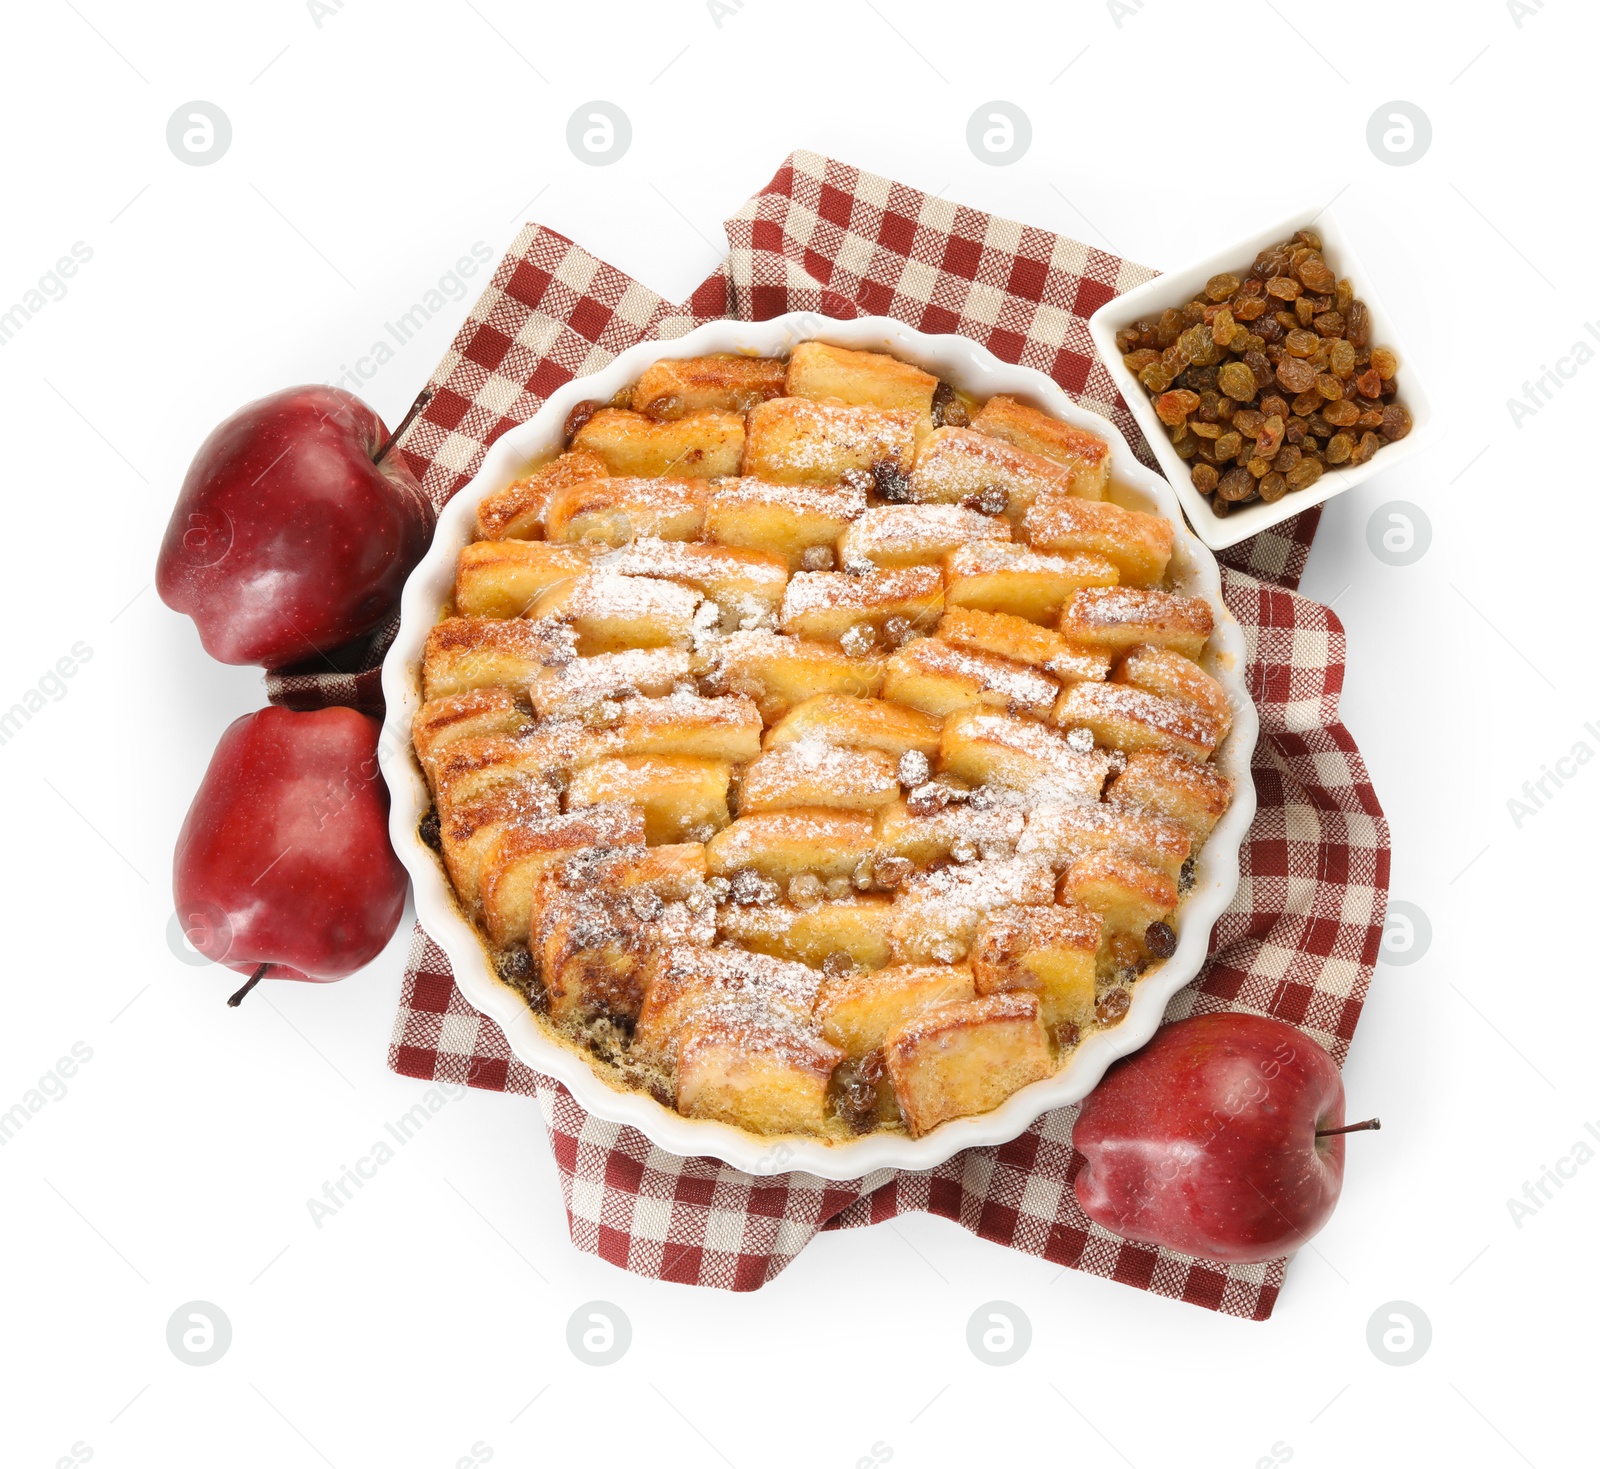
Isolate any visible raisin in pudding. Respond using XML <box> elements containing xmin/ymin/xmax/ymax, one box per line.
<box><xmin>411</xmin><ymin>340</ymin><xmax>1236</xmax><ymax>1142</ymax></box>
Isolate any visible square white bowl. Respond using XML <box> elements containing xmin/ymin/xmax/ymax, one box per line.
<box><xmin>379</xmin><ymin>313</ymin><xmax>1258</xmax><ymax>1181</ymax></box>
<box><xmin>1089</xmin><ymin>204</ymin><xmax>1438</xmax><ymax>551</ymax></box>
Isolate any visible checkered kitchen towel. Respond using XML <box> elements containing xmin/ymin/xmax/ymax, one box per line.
<box><xmin>269</xmin><ymin>151</ymin><xmax>1389</xmax><ymax>1320</ymax></box>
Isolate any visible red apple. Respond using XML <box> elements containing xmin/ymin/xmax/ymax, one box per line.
<box><xmin>1073</xmin><ymin>1013</ymin><xmax>1369</xmax><ymax>1264</ymax></box>
<box><xmin>157</xmin><ymin>385</ymin><xmax>433</xmax><ymax>667</ymax></box>
<box><xmin>173</xmin><ymin>706</ymin><xmax>408</xmax><ymax>1002</ymax></box>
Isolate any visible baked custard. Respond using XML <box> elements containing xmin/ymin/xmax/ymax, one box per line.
<box><xmin>412</xmin><ymin>340</ymin><xmax>1236</xmax><ymax>1141</ymax></box>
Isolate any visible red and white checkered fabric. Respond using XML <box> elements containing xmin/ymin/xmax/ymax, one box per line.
<box><xmin>271</xmin><ymin>152</ymin><xmax>1389</xmax><ymax>1319</ymax></box>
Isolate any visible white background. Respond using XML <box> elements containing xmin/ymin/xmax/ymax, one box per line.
<box><xmin>1</xmin><ymin>1</ymin><xmax>1593</xmax><ymax>1465</ymax></box>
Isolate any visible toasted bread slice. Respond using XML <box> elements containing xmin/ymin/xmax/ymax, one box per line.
<box><xmin>674</xmin><ymin>1014</ymin><xmax>842</xmax><ymax>1135</ymax></box>
<box><xmin>763</xmin><ymin>693</ymin><xmax>942</xmax><ymax>760</ymax></box>
<box><xmin>1106</xmin><ymin>750</ymin><xmax>1233</xmax><ymax>843</ymax></box>
<box><xmin>630</xmin><ymin>355</ymin><xmax>786</xmax><ymax>417</ymax></box>
<box><xmin>779</xmin><ymin>567</ymin><xmax>944</xmax><ymax>644</ymax></box>
<box><xmin>530</xmin><ymin>571</ymin><xmax>702</xmax><ymax>654</ymax></box>
<box><xmin>1058</xmin><ymin>588</ymin><xmax>1214</xmax><ymax>659</ymax></box>
<box><xmin>1059</xmin><ymin>850</ymin><xmax>1178</xmax><ymax>940</ymax></box>
<box><xmin>422</xmin><ymin>616</ymin><xmax>576</xmax><ymax>700</ymax></box>
<box><xmin>634</xmin><ymin>942</ymin><xmax>820</xmax><ymax>1068</ymax></box>
<box><xmin>884</xmin><ymin>992</ymin><xmax>1053</xmax><ymax>1137</ymax></box>
<box><xmin>527</xmin><ymin>647</ymin><xmax>692</xmax><ymax>719</ymax></box>
<box><xmin>706</xmin><ymin>809</ymin><xmax>877</xmax><ymax>882</ymax></box>
<box><xmin>705</xmin><ymin>631</ymin><xmax>886</xmax><ymax>719</ymax></box>
<box><xmin>1052</xmin><ymin>681</ymin><xmax>1220</xmax><ymax>761</ymax></box>
<box><xmin>705</xmin><ymin>478</ymin><xmax>866</xmax><ymax>570</ymax></box>
<box><xmin>543</xmin><ymin>475</ymin><xmax>710</xmax><ymax>546</ymax></box>
<box><xmin>570</xmin><ymin>406</ymin><xmax>745</xmax><ymax>477</ymax></box>
<box><xmin>934</xmin><ymin>605</ymin><xmax>1106</xmax><ymax>683</ymax></box>
<box><xmin>937</xmin><ymin>707</ymin><xmax>1111</xmax><ymax>801</ymax></box>
<box><xmin>478</xmin><ymin>804</ymin><xmax>648</xmax><ymax>947</ymax></box>
<box><xmin>888</xmin><ymin>857</ymin><xmax>1056</xmax><ymax>964</ymax></box>
<box><xmin>565</xmin><ymin>754</ymin><xmax>732</xmax><ymax>844</ymax></box>
<box><xmin>970</xmin><ymin>395</ymin><xmax>1112</xmax><ymax>498</ymax></box>
<box><xmin>430</xmin><ymin>727</ymin><xmax>597</xmax><ymax>811</ymax></box>
<box><xmin>436</xmin><ymin>782</ymin><xmax>562</xmax><ymax>911</ymax></box>
<box><xmin>474</xmin><ymin>451</ymin><xmax>608</xmax><ymax>541</ymax></box>
<box><xmin>609</xmin><ymin>693</ymin><xmax>763</xmax><ymax>764</ymax></box>
<box><xmin>1016</xmin><ymin>801</ymin><xmax>1191</xmax><ymax>879</ymax></box>
<box><xmin>413</xmin><ymin>688</ymin><xmax>532</xmax><ymax>776</ymax></box>
<box><xmin>970</xmin><ymin>902</ymin><xmax>1102</xmax><ymax>1033</ymax></box>
<box><xmin>716</xmin><ymin>895</ymin><xmax>895</xmax><ymax>970</ymax></box>
<box><xmin>1114</xmin><ymin>644</ymin><xmax>1232</xmax><ymax>738</ymax></box>
<box><xmin>743</xmin><ymin>397</ymin><xmax>918</xmax><ymax>484</ymax></box>
<box><xmin>944</xmin><ymin>543</ymin><xmax>1119</xmax><ymax>625</ymax></box>
<box><xmin>785</xmin><ymin>341</ymin><xmax>937</xmax><ymax>434</ymax></box>
<box><xmin>597</xmin><ymin>538</ymin><xmax>788</xmax><ymax>617</ymax></box>
<box><xmin>911</xmin><ymin>426</ymin><xmax>1077</xmax><ymax>520</ymax></box>
<box><xmin>816</xmin><ymin>963</ymin><xmax>976</xmax><ymax>1059</ymax></box>
<box><xmin>882</xmin><ymin>636</ymin><xmax>1060</xmax><ymax>720</ymax></box>
<box><xmin>737</xmin><ymin>742</ymin><xmax>900</xmax><ymax>815</ymax></box>
<box><xmin>872</xmin><ymin>797</ymin><xmax>1025</xmax><ymax>867</ymax></box>
<box><xmin>1022</xmin><ymin>495</ymin><xmax>1172</xmax><ymax>586</ymax></box>
<box><xmin>838</xmin><ymin>503</ymin><xmax>1009</xmax><ymax>568</ymax></box>
<box><xmin>453</xmin><ymin>540</ymin><xmax>593</xmax><ymax>618</ymax></box>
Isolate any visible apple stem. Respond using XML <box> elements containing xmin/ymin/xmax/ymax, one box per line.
<box><xmin>1316</xmin><ymin>1117</ymin><xmax>1381</xmax><ymax>1138</ymax></box>
<box><xmin>372</xmin><ymin>388</ymin><xmax>433</xmax><ymax>466</ymax></box>
<box><xmin>227</xmin><ymin>963</ymin><xmax>271</xmax><ymax>1008</ymax></box>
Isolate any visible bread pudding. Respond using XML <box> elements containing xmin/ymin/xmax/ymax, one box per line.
<box><xmin>411</xmin><ymin>339</ymin><xmax>1236</xmax><ymax>1142</ymax></box>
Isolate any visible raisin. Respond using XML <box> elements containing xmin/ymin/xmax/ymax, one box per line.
<box><xmin>1253</xmin><ymin>316</ymin><xmax>1283</xmax><ymax>345</ymax></box>
<box><xmin>1353</xmin><ymin>368</ymin><xmax>1382</xmax><ymax>399</ymax></box>
<box><xmin>873</xmin><ymin>855</ymin><xmax>915</xmax><ymax>888</ymax></box>
<box><xmin>1306</xmin><ymin>414</ymin><xmax>1334</xmax><ymax>439</ymax></box>
<box><xmin>1144</xmin><ymin>921</ymin><xmax>1177</xmax><ymax>959</ymax></box>
<box><xmin>1190</xmin><ymin>462</ymin><xmax>1219</xmax><ymax>494</ymax></box>
<box><xmin>1123</xmin><ymin>349</ymin><xmax>1160</xmax><ymax>373</ymax></box>
<box><xmin>1258</xmin><ymin>471</ymin><xmax>1289</xmax><ymax>503</ymax></box>
<box><xmin>1171</xmin><ymin>428</ymin><xmax>1199</xmax><ymax>459</ymax></box>
<box><xmin>1259</xmin><ymin>393</ymin><xmax>1289</xmax><ymax>419</ymax></box>
<box><xmin>1245</xmin><ymin>353</ymin><xmax>1276</xmax><ymax>392</ymax></box>
<box><xmin>1211</xmin><ymin>309</ymin><xmax>1238</xmax><ymax>348</ymax></box>
<box><xmin>1323</xmin><ymin>398</ymin><xmax>1360</xmax><ymax>427</ymax></box>
<box><xmin>1285</xmin><ymin>458</ymin><xmax>1324</xmax><ymax>492</ymax></box>
<box><xmin>1351</xmin><ymin>431</ymin><xmax>1383</xmax><ymax>465</ymax></box>
<box><xmin>1275</xmin><ymin>356</ymin><xmax>1317</xmax><ymax>394</ymax></box>
<box><xmin>1357</xmin><ymin>408</ymin><xmax>1385</xmax><ymax>430</ymax></box>
<box><xmin>1325</xmin><ymin>432</ymin><xmax>1355</xmax><ymax>464</ymax></box>
<box><xmin>975</xmin><ymin>484</ymin><xmax>1009</xmax><ymax>516</ymax></box>
<box><xmin>1214</xmin><ymin>430</ymin><xmax>1242</xmax><ymax>460</ymax></box>
<box><xmin>563</xmin><ymin>399</ymin><xmax>599</xmax><ymax>443</ymax></box>
<box><xmin>1233</xmin><ymin>294</ymin><xmax>1267</xmax><ymax>322</ymax></box>
<box><xmin>1313</xmin><ymin>310</ymin><xmax>1345</xmax><ymax>338</ymax></box>
<box><xmin>1274</xmin><ymin>310</ymin><xmax>1300</xmax><ymax>335</ymax></box>
<box><xmin>1297</xmin><ymin>254</ymin><xmax>1337</xmax><ymax>293</ymax></box>
<box><xmin>1156</xmin><ymin>308</ymin><xmax>1185</xmax><ymax>347</ymax></box>
<box><xmin>1380</xmin><ymin>404</ymin><xmax>1413</xmax><ymax>441</ymax></box>
<box><xmin>932</xmin><ymin>380</ymin><xmax>969</xmax><ymax>428</ymax></box>
<box><xmin>1205</xmin><ymin>272</ymin><xmax>1240</xmax><ymax>302</ymax></box>
<box><xmin>1095</xmin><ymin>988</ymin><xmax>1131</xmax><ymax>1024</ymax></box>
<box><xmin>1114</xmin><ymin>328</ymin><xmax>1142</xmax><ymax>354</ymax></box>
<box><xmin>1247</xmin><ymin>457</ymin><xmax>1271</xmax><ymax>479</ymax></box>
<box><xmin>1189</xmin><ymin>419</ymin><xmax>1223</xmax><ymax>440</ymax></box>
<box><xmin>1217</xmin><ymin>361</ymin><xmax>1257</xmax><ymax>401</ymax></box>
<box><xmin>1154</xmin><ymin>389</ymin><xmax>1200</xmax><ymax>426</ymax></box>
<box><xmin>1051</xmin><ymin>1021</ymin><xmax>1081</xmax><ymax>1050</ymax></box>
<box><xmin>1284</xmin><ymin>418</ymin><xmax>1306</xmax><ymax>445</ymax></box>
<box><xmin>1186</xmin><ymin>365</ymin><xmax>1220</xmax><ymax>393</ymax></box>
<box><xmin>1285</xmin><ymin>328</ymin><xmax>1321</xmax><ymax>359</ymax></box>
<box><xmin>1335</xmin><ymin>277</ymin><xmax>1354</xmax><ymax>313</ymax></box>
<box><xmin>823</xmin><ymin>950</ymin><xmax>856</xmax><ymax>977</ymax></box>
<box><xmin>418</xmin><ymin>809</ymin><xmax>442</xmax><ymax>852</ymax></box>
<box><xmin>1266</xmin><ymin>275</ymin><xmax>1302</xmax><ymax>301</ymax></box>
<box><xmin>1210</xmin><ymin>496</ymin><xmax>1231</xmax><ymax>519</ymax></box>
<box><xmin>1217</xmin><ymin>466</ymin><xmax>1256</xmax><ymax>502</ymax></box>
<box><xmin>1294</xmin><ymin>296</ymin><xmax>1316</xmax><ymax>327</ymax></box>
<box><xmin>1347</xmin><ymin>299</ymin><xmax>1371</xmax><ymax>347</ymax></box>
<box><xmin>1232</xmin><ymin>407</ymin><xmax>1266</xmax><ymax>438</ymax></box>
<box><xmin>1315</xmin><ymin>373</ymin><xmax>1344</xmax><ymax>401</ymax></box>
<box><xmin>1139</xmin><ymin>361</ymin><xmax>1176</xmax><ymax>393</ymax></box>
<box><xmin>872</xmin><ymin>459</ymin><xmax>911</xmax><ymax>501</ymax></box>
<box><xmin>1371</xmin><ymin>346</ymin><xmax>1399</xmax><ymax>379</ymax></box>
<box><xmin>1326</xmin><ymin>339</ymin><xmax>1355</xmax><ymax>380</ymax></box>
<box><xmin>1256</xmin><ymin>414</ymin><xmax>1285</xmax><ymax>456</ymax></box>
<box><xmin>1273</xmin><ymin>443</ymin><xmax>1302</xmax><ymax>473</ymax></box>
<box><xmin>1177</xmin><ymin>323</ymin><xmax>1221</xmax><ymax>367</ymax></box>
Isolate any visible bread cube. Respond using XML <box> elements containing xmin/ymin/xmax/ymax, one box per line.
<box><xmin>743</xmin><ymin>397</ymin><xmax>918</xmax><ymax>484</ymax></box>
<box><xmin>544</xmin><ymin>476</ymin><xmax>710</xmax><ymax>546</ymax></box>
<box><xmin>910</xmin><ymin>426</ymin><xmax>1076</xmax><ymax>520</ymax></box>
<box><xmin>478</xmin><ymin>803</ymin><xmax>648</xmax><ymax>946</ymax></box>
<box><xmin>887</xmin><ymin>857</ymin><xmax>1056</xmax><ymax>964</ymax></box>
<box><xmin>705</xmin><ymin>478</ymin><xmax>866</xmax><ymax>569</ymax></box>
<box><xmin>431</xmin><ymin>728</ymin><xmax>596</xmax><ymax>811</ymax></box>
<box><xmin>453</xmin><ymin>541</ymin><xmax>594</xmax><ymax>619</ymax></box>
<box><xmin>937</xmin><ymin>707</ymin><xmax>1111</xmax><ymax>801</ymax></box>
<box><xmin>531</xmin><ymin>571</ymin><xmax>701</xmax><ymax>654</ymax></box>
<box><xmin>883</xmin><ymin>992</ymin><xmax>1054</xmax><ymax>1137</ymax></box>
<box><xmin>630</xmin><ymin>354</ymin><xmax>786</xmax><ymax>417</ymax></box>
<box><xmin>1058</xmin><ymin>587</ymin><xmax>1214</xmax><ymax>659</ymax></box>
<box><xmin>634</xmin><ymin>943</ymin><xmax>821</xmax><ymax>1066</ymax></box>
<box><xmin>597</xmin><ymin>538</ymin><xmax>788</xmax><ymax>617</ymax></box>
<box><xmin>1114</xmin><ymin>644</ymin><xmax>1232</xmax><ymax>738</ymax></box>
<box><xmin>779</xmin><ymin>567</ymin><xmax>943</xmax><ymax>644</ymax></box>
<box><xmin>610</xmin><ymin>692</ymin><xmax>762</xmax><ymax>764</ymax></box>
<box><xmin>565</xmin><ymin>755</ymin><xmax>731</xmax><ymax>843</ymax></box>
<box><xmin>944</xmin><ymin>543</ymin><xmax>1119</xmax><ymax>625</ymax></box>
<box><xmin>970</xmin><ymin>903</ymin><xmax>1101</xmax><ymax>1033</ymax></box>
<box><xmin>816</xmin><ymin>964</ymin><xmax>976</xmax><ymax>1059</ymax></box>
<box><xmin>570</xmin><ymin>406</ymin><xmax>745</xmax><ymax>477</ymax></box>
<box><xmin>763</xmin><ymin>694</ymin><xmax>941</xmax><ymax>760</ymax></box>
<box><xmin>785</xmin><ymin>341</ymin><xmax>937</xmax><ymax>434</ymax></box>
<box><xmin>882</xmin><ymin>637</ymin><xmax>1059</xmax><ymax>720</ymax></box>
<box><xmin>703</xmin><ymin>631</ymin><xmax>886</xmax><ymax>719</ymax></box>
<box><xmin>706</xmin><ymin>809</ymin><xmax>876</xmax><ymax>882</ymax></box>
<box><xmin>421</xmin><ymin>616</ymin><xmax>576</xmax><ymax>700</ymax></box>
<box><xmin>838</xmin><ymin>503</ymin><xmax>1009</xmax><ymax>569</ymax></box>
<box><xmin>970</xmin><ymin>394</ymin><xmax>1112</xmax><ymax>498</ymax></box>
<box><xmin>1015</xmin><ymin>801</ymin><xmax>1192</xmax><ymax>879</ymax></box>
<box><xmin>475</xmin><ymin>451</ymin><xmax>608</xmax><ymax>541</ymax></box>
<box><xmin>716</xmin><ymin>895</ymin><xmax>895</xmax><ymax>970</ymax></box>
<box><xmin>1105</xmin><ymin>750</ymin><xmax>1234</xmax><ymax>844</ymax></box>
<box><xmin>1022</xmin><ymin>495</ymin><xmax>1172</xmax><ymax>586</ymax></box>
<box><xmin>674</xmin><ymin>1015</ymin><xmax>842</xmax><ymax>1136</ymax></box>
<box><xmin>737</xmin><ymin>742</ymin><xmax>900</xmax><ymax>815</ymax></box>
<box><xmin>528</xmin><ymin>647</ymin><xmax>692</xmax><ymax>719</ymax></box>
<box><xmin>873</xmin><ymin>797</ymin><xmax>1024</xmax><ymax>867</ymax></box>
<box><xmin>1052</xmin><ymin>682</ymin><xmax>1220</xmax><ymax>761</ymax></box>
<box><xmin>1059</xmin><ymin>850</ymin><xmax>1178</xmax><ymax>939</ymax></box>
<box><xmin>436</xmin><ymin>782</ymin><xmax>561</xmax><ymax>911</ymax></box>
<box><xmin>413</xmin><ymin>688</ymin><xmax>531</xmax><ymax>776</ymax></box>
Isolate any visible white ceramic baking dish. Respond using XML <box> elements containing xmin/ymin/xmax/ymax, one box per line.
<box><xmin>379</xmin><ymin>313</ymin><xmax>1258</xmax><ymax>1181</ymax></box>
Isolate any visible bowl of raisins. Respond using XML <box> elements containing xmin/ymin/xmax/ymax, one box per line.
<box><xmin>1089</xmin><ymin>206</ymin><xmax>1436</xmax><ymax>550</ymax></box>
